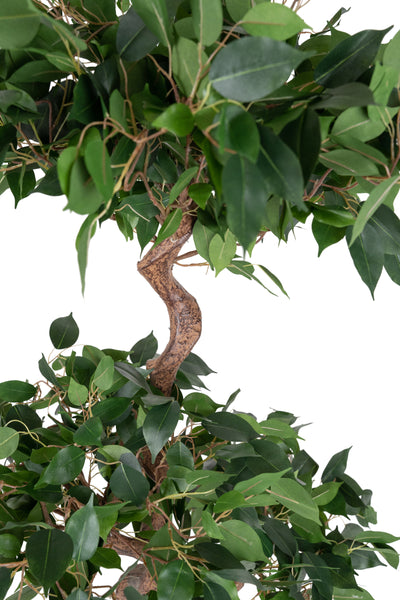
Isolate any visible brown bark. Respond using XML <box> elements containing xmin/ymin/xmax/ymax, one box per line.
<box><xmin>137</xmin><ymin>213</ymin><xmax>202</xmax><ymax>395</ymax></box>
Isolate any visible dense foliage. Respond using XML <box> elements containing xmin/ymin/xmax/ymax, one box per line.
<box><xmin>1</xmin><ymin>0</ymin><xmax>400</xmax><ymax>295</ymax></box>
<box><xmin>0</xmin><ymin>314</ymin><xmax>398</xmax><ymax>600</ymax></box>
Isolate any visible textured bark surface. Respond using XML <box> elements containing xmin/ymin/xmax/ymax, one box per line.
<box><xmin>137</xmin><ymin>213</ymin><xmax>202</xmax><ymax>395</ymax></box>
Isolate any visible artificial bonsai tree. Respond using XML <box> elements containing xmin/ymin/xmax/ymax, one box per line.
<box><xmin>0</xmin><ymin>1</ymin><xmax>400</xmax><ymax>599</ymax></box>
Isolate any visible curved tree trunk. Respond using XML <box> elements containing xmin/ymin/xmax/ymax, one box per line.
<box><xmin>137</xmin><ymin>213</ymin><xmax>202</xmax><ymax>395</ymax></box>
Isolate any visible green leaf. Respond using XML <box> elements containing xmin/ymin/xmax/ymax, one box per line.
<box><xmin>68</xmin><ymin>378</ymin><xmax>88</xmax><ymax>407</ymax></box>
<box><xmin>314</xmin><ymin>82</ymin><xmax>375</xmax><ymax>109</ymax></box>
<box><xmin>153</xmin><ymin>209</ymin><xmax>183</xmax><ymax>248</ymax></box>
<box><xmin>262</xmin><ymin>518</ymin><xmax>298</xmax><ymax>557</ymax></box>
<box><xmin>115</xmin><ymin>361</ymin><xmax>151</xmax><ymax>392</ymax></box>
<box><xmin>227</xmin><ymin>110</ymin><xmax>260</xmax><ymax>163</ymax></box>
<box><xmin>322</xmin><ymin>448</ymin><xmax>351</xmax><ymax>482</ymax></box>
<box><xmin>90</xmin><ymin>547</ymin><xmax>122</xmax><ymax>570</ymax></box>
<box><xmin>270</xmin><ymin>479</ymin><xmax>320</xmax><ymax>523</ymax></box>
<box><xmin>166</xmin><ymin>441</ymin><xmax>194</xmax><ymax>469</ymax></box>
<box><xmin>0</xmin><ymin>0</ymin><xmax>41</xmax><ymax>49</ymax></box>
<box><xmin>39</xmin><ymin>355</ymin><xmax>61</xmax><ymax>389</ymax></box>
<box><xmin>257</xmin><ymin>265</ymin><xmax>289</xmax><ymax>298</ymax></box>
<box><xmin>41</xmin><ymin>446</ymin><xmax>85</xmax><ymax>485</ymax></box>
<box><xmin>202</xmin><ymin>412</ymin><xmax>258</xmax><ymax>442</ymax></box>
<box><xmin>84</xmin><ymin>138</ymin><xmax>114</xmax><ymax>203</ymax></box>
<box><xmin>320</xmin><ymin>149</ymin><xmax>380</xmax><ymax>176</ymax></box>
<box><xmin>241</xmin><ymin>2</ymin><xmax>308</xmax><ymax>40</ymax></box>
<box><xmin>213</xmin><ymin>490</ymin><xmax>246</xmax><ymax>513</ymax></box>
<box><xmin>143</xmin><ymin>401</ymin><xmax>180</xmax><ymax>461</ymax></box>
<box><xmin>92</xmin><ymin>356</ymin><xmax>115</xmax><ymax>391</ymax></box>
<box><xmin>384</xmin><ymin>253</ymin><xmax>400</xmax><ymax>284</ymax></box>
<box><xmin>26</xmin><ymin>529</ymin><xmax>73</xmax><ymax>588</ymax></box>
<box><xmin>116</xmin><ymin>7</ymin><xmax>158</xmax><ymax>61</ymax></box>
<box><xmin>68</xmin><ymin>158</ymin><xmax>105</xmax><ymax>215</ymax></box>
<box><xmin>223</xmin><ymin>154</ymin><xmax>267</xmax><ymax>250</ymax></box>
<box><xmin>130</xmin><ymin>332</ymin><xmax>158</xmax><ymax>366</ymax></box>
<box><xmin>65</xmin><ymin>496</ymin><xmax>100</xmax><ymax>561</ymax></box>
<box><xmin>0</xmin><ymin>380</ymin><xmax>36</xmax><ymax>403</ymax></box>
<box><xmin>189</xmin><ymin>183</ymin><xmax>213</xmax><ymax>209</ymax></box>
<box><xmin>354</xmin><ymin>530</ymin><xmax>400</xmax><ymax>544</ymax></box>
<box><xmin>312</xmin><ymin>482</ymin><xmax>342</xmax><ymax>506</ymax></box>
<box><xmin>193</xmin><ymin>219</ymin><xmax>214</xmax><ymax>262</ymax></box>
<box><xmin>153</xmin><ymin>104</ymin><xmax>194</xmax><ymax>137</ymax></box>
<box><xmin>234</xmin><ymin>470</ymin><xmax>290</xmax><ymax>495</ymax></box>
<box><xmin>333</xmin><ymin>589</ymin><xmax>374</xmax><ymax>600</ymax></box>
<box><xmin>0</xmin><ymin>567</ymin><xmax>11</xmax><ymax>600</ymax></box>
<box><xmin>131</xmin><ymin>0</ymin><xmax>172</xmax><ymax>46</ymax></box>
<box><xmin>311</xmin><ymin>205</ymin><xmax>356</xmax><ymax>228</ymax></box>
<box><xmin>73</xmin><ymin>417</ymin><xmax>103</xmax><ymax>447</ymax></box>
<box><xmin>109</xmin><ymin>463</ymin><xmax>150</xmax><ymax>504</ymax></box>
<box><xmin>346</xmin><ymin>223</ymin><xmax>384</xmax><ymax>297</ymax></box>
<box><xmin>157</xmin><ymin>561</ymin><xmax>194</xmax><ymax>600</ymax></box>
<box><xmin>168</xmin><ymin>167</ymin><xmax>198</xmax><ymax>205</ymax></box>
<box><xmin>302</xmin><ymin>552</ymin><xmax>333</xmax><ymax>600</ymax></box>
<box><xmin>95</xmin><ymin>504</ymin><xmax>124</xmax><ymax>541</ymax></box>
<box><xmin>183</xmin><ymin>392</ymin><xmax>221</xmax><ymax>416</ymax></box>
<box><xmin>0</xmin><ymin>533</ymin><xmax>20</xmax><ymax>559</ymax></box>
<box><xmin>92</xmin><ymin>397</ymin><xmax>132</xmax><ymax>425</ymax></box>
<box><xmin>315</xmin><ymin>28</ymin><xmax>391</xmax><ymax>87</ymax></box>
<box><xmin>351</xmin><ymin>177</ymin><xmax>400</xmax><ymax>244</ymax></box>
<box><xmin>172</xmin><ymin>36</ymin><xmax>207</xmax><ymax>97</ymax></box>
<box><xmin>201</xmin><ymin>511</ymin><xmax>224</xmax><ymax>539</ymax></box>
<box><xmin>203</xmin><ymin>580</ymin><xmax>231</xmax><ymax>600</ymax></box>
<box><xmin>219</xmin><ymin>520</ymin><xmax>266</xmax><ymax>562</ymax></box>
<box><xmin>209</xmin><ymin>230</ymin><xmax>237</xmax><ymax>275</ymax></box>
<box><xmin>209</xmin><ymin>37</ymin><xmax>310</xmax><ymax>102</ymax></box>
<box><xmin>312</xmin><ymin>219</ymin><xmax>347</xmax><ymax>256</ymax></box>
<box><xmin>190</xmin><ymin>0</ymin><xmax>223</xmax><ymax>46</ymax></box>
<box><xmin>331</xmin><ymin>107</ymin><xmax>389</xmax><ymax>142</ymax></box>
<box><xmin>7</xmin><ymin>168</ymin><xmax>35</xmax><ymax>206</ymax></box>
<box><xmin>76</xmin><ymin>213</ymin><xmax>98</xmax><ymax>294</ymax></box>
<box><xmin>50</xmin><ymin>313</ymin><xmax>79</xmax><ymax>349</ymax></box>
<box><xmin>0</xmin><ymin>427</ymin><xmax>19</xmax><ymax>459</ymax></box>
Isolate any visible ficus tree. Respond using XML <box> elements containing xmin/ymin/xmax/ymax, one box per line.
<box><xmin>0</xmin><ymin>1</ymin><xmax>400</xmax><ymax>599</ymax></box>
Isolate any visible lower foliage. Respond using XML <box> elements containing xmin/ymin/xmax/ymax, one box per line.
<box><xmin>0</xmin><ymin>315</ymin><xmax>398</xmax><ymax>600</ymax></box>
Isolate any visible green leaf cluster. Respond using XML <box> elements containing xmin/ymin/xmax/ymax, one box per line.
<box><xmin>0</xmin><ymin>315</ymin><xmax>397</xmax><ymax>599</ymax></box>
<box><xmin>0</xmin><ymin>0</ymin><xmax>399</xmax><ymax>295</ymax></box>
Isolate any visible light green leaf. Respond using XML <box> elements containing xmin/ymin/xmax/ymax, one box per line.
<box><xmin>270</xmin><ymin>478</ymin><xmax>320</xmax><ymax>523</ymax></box>
<box><xmin>201</xmin><ymin>511</ymin><xmax>224</xmax><ymax>539</ymax></box>
<box><xmin>143</xmin><ymin>401</ymin><xmax>180</xmax><ymax>461</ymax></box>
<box><xmin>68</xmin><ymin>158</ymin><xmax>105</xmax><ymax>215</ymax></box>
<box><xmin>354</xmin><ymin>530</ymin><xmax>400</xmax><ymax>544</ymax></box>
<box><xmin>241</xmin><ymin>3</ymin><xmax>308</xmax><ymax>40</ymax></box>
<box><xmin>94</xmin><ymin>504</ymin><xmax>124</xmax><ymax>541</ymax></box>
<box><xmin>0</xmin><ymin>427</ymin><xmax>19</xmax><ymax>459</ymax></box>
<box><xmin>209</xmin><ymin>230</ymin><xmax>237</xmax><ymax>275</ymax></box>
<box><xmin>351</xmin><ymin>177</ymin><xmax>400</xmax><ymax>244</ymax></box>
<box><xmin>92</xmin><ymin>356</ymin><xmax>115</xmax><ymax>391</ymax></box>
<box><xmin>189</xmin><ymin>183</ymin><xmax>213</xmax><ymax>209</ymax></box>
<box><xmin>219</xmin><ymin>520</ymin><xmax>266</xmax><ymax>562</ymax></box>
<box><xmin>193</xmin><ymin>219</ymin><xmax>214</xmax><ymax>263</ymax></box>
<box><xmin>311</xmin><ymin>482</ymin><xmax>342</xmax><ymax>506</ymax></box>
<box><xmin>76</xmin><ymin>213</ymin><xmax>98</xmax><ymax>294</ymax></box>
<box><xmin>319</xmin><ymin>149</ymin><xmax>380</xmax><ymax>176</ymax></box>
<box><xmin>84</xmin><ymin>138</ymin><xmax>114</xmax><ymax>202</ymax></box>
<box><xmin>0</xmin><ymin>0</ymin><xmax>41</xmax><ymax>48</ymax></box>
<box><xmin>153</xmin><ymin>104</ymin><xmax>195</xmax><ymax>137</ymax></box>
<box><xmin>234</xmin><ymin>470</ymin><xmax>290</xmax><ymax>495</ymax></box>
<box><xmin>158</xmin><ymin>562</ymin><xmax>194</xmax><ymax>600</ymax></box>
<box><xmin>68</xmin><ymin>378</ymin><xmax>88</xmax><ymax>407</ymax></box>
<box><xmin>172</xmin><ymin>36</ymin><xmax>207</xmax><ymax>98</ymax></box>
<box><xmin>210</xmin><ymin>36</ymin><xmax>310</xmax><ymax>102</ymax></box>
<box><xmin>190</xmin><ymin>0</ymin><xmax>223</xmax><ymax>46</ymax></box>
<box><xmin>333</xmin><ymin>589</ymin><xmax>374</xmax><ymax>600</ymax></box>
<box><xmin>168</xmin><ymin>166</ymin><xmax>198</xmax><ymax>205</ymax></box>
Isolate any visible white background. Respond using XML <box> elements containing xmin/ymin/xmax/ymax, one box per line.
<box><xmin>1</xmin><ymin>1</ymin><xmax>400</xmax><ymax>597</ymax></box>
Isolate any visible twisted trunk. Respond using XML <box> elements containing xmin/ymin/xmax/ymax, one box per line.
<box><xmin>137</xmin><ymin>213</ymin><xmax>202</xmax><ymax>395</ymax></box>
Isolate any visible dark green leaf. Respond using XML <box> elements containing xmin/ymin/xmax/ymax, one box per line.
<box><xmin>166</xmin><ymin>441</ymin><xmax>194</xmax><ymax>469</ymax></box>
<box><xmin>263</xmin><ymin>518</ymin><xmax>298</xmax><ymax>557</ymax></box>
<box><xmin>130</xmin><ymin>332</ymin><xmax>158</xmax><ymax>366</ymax></box>
<box><xmin>76</xmin><ymin>213</ymin><xmax>98</xmax><ymax>294</ymax></box>
<box><xmin>313</xmin><ymin>83</ymin><xmax>375</xmax><ymax>109</ymax></box>
<box><xmin>223</xmin><ymin>154</ymin><xmax>268</xmax><ymax>250</ymax></box>
<box><xmin>258</xmin><ymin>127</ymin><xmax>306</xmax><ymax>211</ymax></box>
<box><xmin>65</xmin><ymin>496</ymin><xmax>100</xmax><ymax>561</ymax></box>
<box><xmin>280</xmin><ymin>108</ymin><xmax>321</xmax><ymax>183</ymax></box>
<box><xmin>203</xmin><ymin>580</ymin><xmax>231</xmax><ymax>600</ymax></box>
<box><xmin>110</xmin><ymin>463</ymin><xmax>150</xmax><ymax>504</ymax></box>
<box><xmin>84</xmin><ymin>138</ymin><xmax>114</xmax><ymax>203</ymax></box>
<box><xmin>0</xmin><ymin>533</ymin><xmax>20</xmax><ymax>559</ymax></box>
<box><xmin>124</xmin><ymin>588</ymin><xmax>147</xmax><ymax>600</ymax></box>
<box><xmin>153</xmin><ymin>209</ymin><xmax>182</xmax><ymax>248</ymax></box>
<box><xmin>90</xmin><ymin>547</ymin><xmax>122</xmax><ymax>570</ymax></box>
<box><xmin>157</xmin><ymin>561</ymin><xmax>194</xmax><ymax>600</ymax></box>
<box><xmin>26</xmin><ymin>529</ymin><xmax>73</xmax><ymax>588</ymax></box>
<box><xmin>384</xmin><ymin>253</ymin><xmax>400</xmax><ymax>284</ymax></box>
<box><xmin>7</xmin><ymin>169</ymin><xmax>36</xmax><ymax>206</ymax></box>
<box><xmin>115</xmin><ymin>362</ymin><xmax>151</xmax><ymax>392</ymax></box>
<box><xmin>0</xmin><ymin>380</ymin><xmax>36</xmax><ymax>403</ymax></box>
<box><xmin>322</xmin><ymin>448</ymin><xmax>351</xmax><ymax>482</ymax></box>
<box><xmin>315</xmin><ymin>28</ymin><xmax>391</xmax><ymax>87</ymax></box>
<box><xmin>351</xmin><ymin>177</ymin><xmax>400</xmax><ymax>244</ymax></box>
<box><xmin>312</xmin><ymin>220</ymin><xmax>347</xmax><ymax>256</ymax></box>
<box><xmin>302</xmin><ymin>552</ymin><xmax>333</xmax><ymax>600</ymax></box>
<box><xmin>143</xmin><ymin>401</ymin><xmax>180</xmax><ymax>461</ymax></box>
<box><xmin>92</xmin><ymin>397</ymin><xmax>132</xmax><ymax>425</ymax></box>
<box><xmin>39</xmin><ymin>354</ymin><xmax>61</xmax><ymax>389</ymax></box>
<box><xmin>346</xmin><ymin>222</ymin><xmax>384</xmax><ymax>297</ymax></box>
<box><xmin>116</xmin><ymin>7</ymin><xmax>158</xmax><ymax>61</ymax></box>
<box><xmin>312</xmin><ymin>205</ymin><xmax>356</xmax><ymax>228</ymax></box>
<box><xmin>0</xmin><ymin>567</ymin><xmax>11</xmax><ymax>600</ymax></box>
<box><xmin>69</xmin><ymin>74</ymin><xmax>101</xmax><ymax>125</ymax></box>
<box><xmin>50</xmin><ymin>313</ymin><xmax>79</xmax><ymax>349</ymax></box>
<box><xmin>210</xmin><ymin>37</ymin><xmax>311</xmax><ymax>102</ymax></box>
<box><xmin>41</xmin><ymin>446</ymin><xmax>85</xmax><ymax>485</ymax></box>
<box><xmin>202</xmin><ymin>412</ymin><xmax>258</xmax><ymax>442</ymax></box>
<box><xmin>168</xmin><ymin>167</ymin><xmax>198</xmax><ymax>205</ymax></box>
